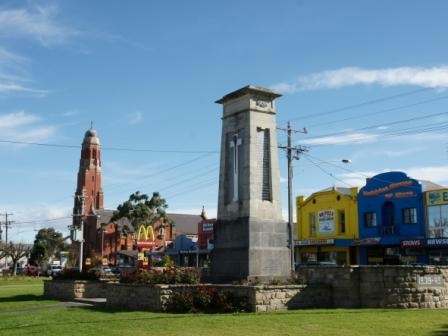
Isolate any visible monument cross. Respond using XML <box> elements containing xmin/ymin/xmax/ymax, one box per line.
<box><xmin>229</xmin><ymin>133</ymin><xmax>242</xmax><ymax>202</ymax></box>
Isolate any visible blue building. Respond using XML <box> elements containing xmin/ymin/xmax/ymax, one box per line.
<box><xmin>357</xmin><ymin>171</ymin><xmax>427</xmax><ymax>265</ymax></box>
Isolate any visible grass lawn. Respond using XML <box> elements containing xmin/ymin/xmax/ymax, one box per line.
<box><xmin>0</xmin><ymin>277</ymin><xmax>447</xmax><ymax>336</ymax></box>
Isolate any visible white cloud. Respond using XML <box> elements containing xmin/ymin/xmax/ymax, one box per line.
<box><xmin>0</xmin><ymin>5</ymin><xmax>77</xmax><ymax>46</ymax></box>
<box><xmin>128</xmin><ymin>111</ymin><xmax>143</xmax><ymax>125</ymax></box>
<box><xmin>0</xmin><ymin>111</ymin><xmax>56</xmax><ymax>144</ymax></box>
<box><xmin>272</xmin><ymin>66</ymin><xmax>448</xmax><ymax>93</ymax></box>
<box><xmin>0</xmin><ymin>111</ymin><xmax>39</xmax><ymax>129</ymax></box>
<box><xmin>302</xmin><ymin>132</ymin><xmax>378</xmax><ymax>146</ymax></box>
<box><xmin>6</xmin><ymin>203</ymin><xmax>72</xmax><ymax>243</ymax></box>
<box><xmin>0</xmin><ymin>47</ymin><xmax>48</xmax><ymax>96</ymax></box>
<box><xmin>406</xmin><ymin>166</ymin><xmax>448</xmax><ymax>185</ymax></box>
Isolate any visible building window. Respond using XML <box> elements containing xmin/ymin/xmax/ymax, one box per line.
<box><xmin>309</xmin><ymin>212</ymin><xmax>316</xmax><ymax>237</ymax></box>
<box><xmin>403</xmin><ymin>207</ymin><xmax>417</xmax><ymax>224</ymax></box>
<box><xmin>364</xmin><ymin>212</ymin><xmax>377</xmax><ymax>227</ymax></box>
<box><xmin>427</xmin><ymin>204</ymin><xmax>448</xmax><ymax>238</ymax></box>
<box><xmin>338</xmin><ymin>210</ymin><xmax>346</xmax><ymax>233</ymax></box>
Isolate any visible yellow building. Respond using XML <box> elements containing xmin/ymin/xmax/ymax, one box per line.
<box><xmin>296</xmin><ymin>187</ymin><xmax>359</xmax><ymax>265</ymax></box>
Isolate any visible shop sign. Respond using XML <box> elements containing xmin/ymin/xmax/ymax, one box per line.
<box><xmin>400</xmin><ymin>239</ymin><xmax>425</xmax><ymax>248</ymax></box>
<box><xmin>352</xmin><ymin>237</ymin><xmax>381</xmax><ymax>246</ymax></box>
<box><xmin>296</xmin><ymin>239</ymin><xmax>335</xmax><ymax>246</ymax></box>
<box><xmin>102</xmin><ymin>258</ymin><xmax>108</xmax><ymax>266</ymax></box>
<box><xmin>426</xmin><ymin>238</ymin><xmax>448</xmax><ymax>247</ymax></box>
<box><xmin>363</xmin><ymin>180</ymin><xmax>414</xmax><ymax>197</ymax></box>
<box><xmin>85</xmin><ymin>258</ymin><xmax>91</xmax><ymax>266</ymax></box>
<box><xmin>417</xmin><ymin>275</ymin><xmax>444</xmax><ymax>287</ymax></box>
<box><xmin>202</xmin><ymin>223</ymin><xmax>214</xmax><ymax>232</ymax></box>
<box><xmin>137</xmin><ymin>252</ymin><xmax>144</xmax><ymax>261</ymax></box>
<box><xmin>318</xmin><ymin>210</ymin><xmax>335</xmax><ymax>234</ymax></box>
<box><xmin>426</xmin><ymin>189</ymin><xmax>448</xmax><ymax>206</ymax></box>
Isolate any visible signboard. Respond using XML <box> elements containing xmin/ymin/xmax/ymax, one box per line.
<box><xmin>137</xmin><ymin>252</ymin><xmax>144</xmax><ymax>261</ymax></box>
<box><xmin>318</xmin><ymin>210</ymin><xmax>335</xmax><ymax>234</ymax></box>
<box><xmin>417</xmin><ymin>275</ymin><xmax>444</xmax><ymax>287</ymax></box>
<box><xmin>85</xmin><ymin>258</ymin><xmax>91</xmax><ymax>266</ymax></box>
<box><xmin>102</xmin><ymin>258</ymin><xmax>108</xmax><ymax>266</ymax></box>
<box><xmin>352</xmin><ymin>237</ymin><xmax>381</xmax><ymax>246</ymax></box>
<box><xmin>363</xmin><ymin>180</ymin><xmax>413</xmax><ymax>197</ymax></box>
<box><xmin>400</xmin><ymin>239</ymin><xmax>425</xmax><ymax>248</ymax></box>
<box><xmin>426</xmin><ymin>238</ymin><xmax>448</xmax><ymax>247</ymax></box>
<box><xmin>426</xmin><ymin>189</ymin><xmax>448</xmax><ymax>206</ymax></box>
<box><xmin>202</xmin><ymin>223</ymin><xmax>214</xmax><ymax>232</ymax></box>
<box><xmin>367</xmin><ymin>257</ymin><xmax>383</xmax><ymax>263</ymax></box>
<box><xmin>296</xmin><ymin>239</ymin><xmax>334</xmax><ymax>246</ymax></box>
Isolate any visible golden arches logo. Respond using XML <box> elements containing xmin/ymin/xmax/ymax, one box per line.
<box><xmin>137</xmin><ymin>225</ymin><xmax>155</xmax><ymax>241</ymax></box>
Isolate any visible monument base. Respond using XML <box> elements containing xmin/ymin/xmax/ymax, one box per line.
<box><xmin>210</xmin><ymin>217</ymin><xmax>291</xmax><ymax>283</ymax></box>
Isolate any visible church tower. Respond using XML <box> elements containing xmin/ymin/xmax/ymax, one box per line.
<box><xmin>73</xmin><ymin>127</ymin><xmax>104</xmax><ymax>228</ymax></box>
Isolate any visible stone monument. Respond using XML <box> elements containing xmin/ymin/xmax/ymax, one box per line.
<box><xmin>211</xmin><ymin>85</ymin><xmax>290</xmax><ymax>282</ymax></box>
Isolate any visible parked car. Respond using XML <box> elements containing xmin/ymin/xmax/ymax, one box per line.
<box><xmin>47</xmin><ymin>264</ymin><xmax>63</xmax><ymax>277</ymax></box>
<box><xmin>88</xmin><ymin>266</ymin><xmax>115</xmax><ymax>279</ymax></box>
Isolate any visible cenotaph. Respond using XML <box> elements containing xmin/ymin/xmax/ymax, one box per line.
<box><xmin>210</xmin><ymin>85</ymin><xmax>290</xmax><ymax>282</ymax></box>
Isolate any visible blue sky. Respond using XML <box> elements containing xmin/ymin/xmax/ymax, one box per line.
<box><xmin>1</xmin><ymin>0</ymin><xmax>448</xmax><ymax>242</ymax></box>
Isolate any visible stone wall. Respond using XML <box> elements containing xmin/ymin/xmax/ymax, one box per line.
<box><xmin>43</xmin><ymin>280</ymin><xmax>111</xmax><ymax>301</ymax></box>
<box><xmin>44</xmin><ymin>266</ymin><xmax>448</xmax><ymax>311</ymax></box>
<box><xmin>299</xmin><ymin>266</ymin><xmax>448</xmax><ymax>308</ymax></box>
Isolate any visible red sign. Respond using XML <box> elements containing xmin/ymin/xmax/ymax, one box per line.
<box><xmin>137</xmin><ymin>241</ymin><xmax>155</xmax><ymax>248</ymax></box>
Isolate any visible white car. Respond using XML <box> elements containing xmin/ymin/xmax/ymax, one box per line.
<box><xmin>47</xmin><ymin>265</ymin><xmax>63</xmax><ymax>276</ymax></box>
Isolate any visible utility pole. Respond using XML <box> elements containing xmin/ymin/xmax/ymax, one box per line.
<box><xmin>278</xmin><ymin>122</ymin><xmax>308</xmax><ymax>273</ymax></box>
<box><xmin>0</xmin><ymin>212</ymin><xmax>14</xmax><ymax>269</ymax></box>
<box><xmin>72</xmin><ymin>195</ymin><xmax>85</xmax><ymax>272</ymax></box>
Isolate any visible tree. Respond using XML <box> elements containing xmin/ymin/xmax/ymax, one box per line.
<box><xmin>5</xmin><ymin>242</ymin><xmax>31</xmax><ymax>275</ymax></box>
<box><xmin>29</xmin><ymin>228</ymin><xmax>64</xmax><ymax>266</ymax></box>
<box><xmin>111</xmin><ymin>191</ymin><xmax>170</xmax><ymax>230</ymax></box>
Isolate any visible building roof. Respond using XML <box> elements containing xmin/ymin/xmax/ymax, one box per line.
<box><xmin>92</xmin><ymin>209</ymin><xmax>133</xmax><ymax>232</ymax></box>
<box><xmin>419</xmin><ymin>180</ymin><xmax>444</xmax><ymax>191</ymax></box>
<box><xmin>316</xmin><ymin>186</ymin><xmax>354</xmax><ymax>196</ymax></box>
<box><xmin>92</xmin><ymin>209</ymin><xmax>201</xmax><ymax>235</ymax></box>
<box><xmin>168</xmin><ymin>213</ymin><xmax>202</xmax><ymax>235</ymax></box>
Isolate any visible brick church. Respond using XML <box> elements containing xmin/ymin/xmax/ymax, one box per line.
<box><xmin>72</xmin><ymin>127</ymin><xmax>202</xmax><ymax>266</ymax></box>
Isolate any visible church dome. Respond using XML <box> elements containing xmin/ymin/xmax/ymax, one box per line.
<box><xmin>83</xmin><ymin>127</ymin><xmax>100</xmax><ymax>145</ymax></box>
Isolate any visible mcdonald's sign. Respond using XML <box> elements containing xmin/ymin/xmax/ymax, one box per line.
<box><xmin>137</xmin><ymin>224</ymin><xmax>156</xmax><ymax>248</ymax></box>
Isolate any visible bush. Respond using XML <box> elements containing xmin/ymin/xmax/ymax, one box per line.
<box><xmin>166</xmin><ymin>286</ymin><xmax>249</xmax><ymax>313</ymax></box>
<box><xmin>120</xmin><ymin>267</ymin><xmax>200</xmax><ymax>285</ymax></box>
<box><xmin>52</xmin><ymin>268</ymin><xmax>98</xmax><ymax>281</ymax></box>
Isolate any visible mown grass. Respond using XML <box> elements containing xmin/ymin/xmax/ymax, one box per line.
<box><xmin>0</xmin><ymin>277</ymin><xmax>447</xmax><ymax>336</ymax></box>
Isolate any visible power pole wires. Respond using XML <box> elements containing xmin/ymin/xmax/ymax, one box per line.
<box><xmin>278</xmin><ymin>122</ymin><xmax>308</xmax><ymax>273</ymax></box>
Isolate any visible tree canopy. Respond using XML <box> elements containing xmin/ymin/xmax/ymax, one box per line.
<box><xmin>29</xmin><ymin>227</ymin><xmax>64</xmax><ymax>265</ymax></box>
<box><xmin>111</xmin><ymin>191</ymin><xmax>170</xmax><ymax>229</ymax></box>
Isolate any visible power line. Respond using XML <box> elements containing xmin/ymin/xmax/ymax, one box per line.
<box><xmin>0</xmin><ymin>139</ymin><xmax>218</xmax><ymax>154</ymax></box>
<box><xmin>303</xmin><ymin>110</ymin><xmax>448</xmax><ymax>143</ymax></box>
<box><xmin>306</xmin><ymin>94</ymin><xmax>448</xmax><ymax>129</ymax></box>
<box><xmin>280</xmin><ymin>87</ymin><xmax>431</xmax><ymax>125</ymax></box>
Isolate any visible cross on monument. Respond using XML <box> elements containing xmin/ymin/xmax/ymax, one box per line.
<box><xmin>229</xmin><ymin>133</ymin><xmax>242</xmax><ymax>202</ymax></box>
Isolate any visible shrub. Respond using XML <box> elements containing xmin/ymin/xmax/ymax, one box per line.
<box><xmin>52</xmin><ymin>268</ymin><xmax>98</xmax><ymax>281</ymax></box>
<box><xmin>166</xmin><ymin>286</ymin><xmax>249</xmax><ymax>313</ymax></box>
<box><xmin>120</xmin><ymin>267</ymin><xmax>200</xmax><ymax>285</ymax></box>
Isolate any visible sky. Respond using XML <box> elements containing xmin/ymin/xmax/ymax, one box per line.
<box><xmin>1</xmin><ymin>0</ymin><xmax>448</xmax><ymax>243</ymax></box>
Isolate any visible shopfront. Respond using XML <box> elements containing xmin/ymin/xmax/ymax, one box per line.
<box><xmin>424</xmin><ymin>189</ymin><xmax>448</xmax><ymax>265</ymax></box>
<box><xmin>296</xmin><ymin>187</ymin><xmax>359</xmax><ymax>266</ymax></box>
<box><xmin>357</xmin><ymin>171</ymin><xmax>425</xmax><ymax>265</ymax></box>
